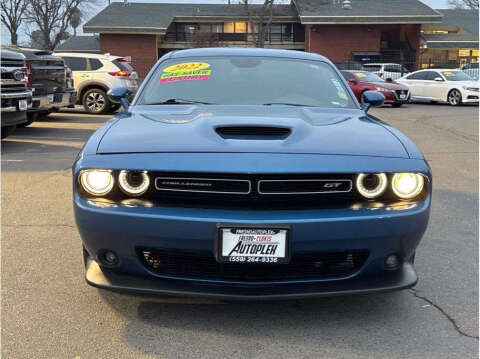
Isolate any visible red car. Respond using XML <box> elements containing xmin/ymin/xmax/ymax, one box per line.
<box><xmin>341</xmin><ymin>70</ymin><xmax>410</xmax><ymax>107</ymax></box>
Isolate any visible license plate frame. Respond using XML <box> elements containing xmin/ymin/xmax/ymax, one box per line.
<box><xmin>216</xmin><ymin>224</ymin><xmax>290</xmax><ymax>264</ymax></box>
<box><xmin>18</xmin><ymin>100</ymin><xmax>27</xmax><ymax>111</ymax></box>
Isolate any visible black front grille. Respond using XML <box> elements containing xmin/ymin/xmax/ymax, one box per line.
<box><xmin>395</xmin><ymin>90</ymin><xmax>409</xmax><ymax>98</ymax></box>
<box><xmin>148</xmin><ymin>173</ymin><xmax>359</xmax><ymax>209</ymax></box>
<box><xmin>139</xmin><ymin>248</ymin><xmax>369</xmax><ymax>281</ymax></box>
<box><xmin>1</xmin><ymin>59</ymin><xmax>24</xmax><ymax>67</ymax></box>
<box><xmin>0</xmin><ymin>84</ymin><xmax>27</xmax><ymax>93</ymax></box>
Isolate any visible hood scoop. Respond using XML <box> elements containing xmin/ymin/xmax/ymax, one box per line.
<box><xmin>215</xmin><ymin>126</ymin><xmax>291</xmax><ymax>140</ymax></box>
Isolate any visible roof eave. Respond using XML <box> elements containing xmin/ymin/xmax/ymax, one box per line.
<box><xmin>83</xmin><ymin>26</ymin><xmax>167</xmax><ymax>35</ymax></box>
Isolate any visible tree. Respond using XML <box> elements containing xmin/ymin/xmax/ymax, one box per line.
<box><xmin>1</xmin><ymin>0</ymin><xmax>27</xmax><ymax>45</ymax></box>
<box><xmin>24</xmin><ymin>0</ymin><xmax>96</xmax><ymax>50</ymax></box>
<box><xmin>448</xmin><ymin>0</ymin><xmax>479</xmax><ymax>9</ymax></box>
<box><xmin>69</xmin><ymin>7</ymin><xmax>82</xmax><ymax>36</ymax></box>
<box><xmin>240</xmin><ymin>0</ymin><xmax>274</xmax><ymax>48</ymax></box>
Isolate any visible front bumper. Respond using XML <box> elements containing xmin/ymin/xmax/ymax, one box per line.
<box><xmin>383</xmin><ymin>91</ymin><xmax>410</xmax><ymax>104</ymax></box>
<box><xmin>75</xmin><ymin>193</ymin><xmax>430</xmax><ymax>299</ymax></box>
<box><xmin>1</xmin><ymin>90</ymin><xmax>32</xmax><ymax>126</ymax></box>
<box><xmin>29</xmin><ymin>90</ymin><xmax>76</xmax><ymax>112</ymax></box>
<box><xmin>463</xmin><ymin>90</ymin><xmax>479</xmax><ymax>103</ymax></box>
<box><xmin>85</xmin><ymin>258</ymin><xmax>417</xmax><ymax>300</ymax></box>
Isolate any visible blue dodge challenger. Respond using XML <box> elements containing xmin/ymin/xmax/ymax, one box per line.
<box><xmin>73</xmin><ymin>48</ymin><xmax>431</xmax><ymax>299</ymax></box>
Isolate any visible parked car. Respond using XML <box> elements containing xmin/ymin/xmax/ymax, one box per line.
<box><xmin>341</xmin><ymin>70</ymin><xmax>410</xmax><ymax>107</ymax></box>
<box><xmin>460</xmin><ymin>62</ymin><xmax>479</xmax><ymax>80</ymax></box>
<box><xmin>397</xmin><ymin>69</ymin><xmax>479</xmax><ymax>106</ymax></box>
<box><xmin>53</xmin><ymin>52</ymin><xmax>138</xmax><ymax>114</ymax></box>
<box><xmin>3</xmin><ymin>46</ymin><xmax>76</xmax><ymax>126</ymax></box>
<box><xmin>74</xmin><ymin>48</ymin><xmax>431</xmax><ymax>299</ymax></box>
<box><xmin>1</xmin><ymin>49</ymin><xmax>32</xmax><ymax>139</ymax></box>
<box><xmin>363</xmin><ymin>63</ymin><xmax>410</xmax><ymax>82</ymax></box>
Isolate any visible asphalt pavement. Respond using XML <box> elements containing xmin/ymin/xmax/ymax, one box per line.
<box><xmin>1</xmin><ymin>103</ymin><xmax>478</xmax><ymax>358</ymax></box>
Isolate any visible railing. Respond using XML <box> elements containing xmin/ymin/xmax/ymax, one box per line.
<box><xmin>164</xmin><ymin>31</ymin><xmax>299</xmax><ymax>43</ymax></box>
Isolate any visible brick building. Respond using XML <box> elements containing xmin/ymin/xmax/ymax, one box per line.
<box><xmin>82</xmin><ymin>0</ymin><xmax>443</xmax><ymax>78</ymax></box>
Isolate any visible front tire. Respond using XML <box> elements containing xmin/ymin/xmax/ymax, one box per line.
<box><xmin>83</xmin><ymin>88</ymin><xmax>111</xmax><ymax>114</ymax></box>
<box><xmin>1</xmin><ymin>125</ymin><xmax>16</xmax><ymax>139</ymax></box>
<box><xmin>447</xmin><ymin>89</ymin><xmax>462</xmax><ymax>106</ymax></box>
<box><xmin>392</xmin><ymin>103</ymin><xmax>403</xmax><ymax>108</ymax></box>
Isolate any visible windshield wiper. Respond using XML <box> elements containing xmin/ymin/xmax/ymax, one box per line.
<box><xmin>144</xmin><ymin>98</ymin><xmax>215</xmax><ymax>105</ymax></box>
<box><xmin>263</xmin><ymin>102</ymin><xmax>316</xmax><ymax>107</ymax></box>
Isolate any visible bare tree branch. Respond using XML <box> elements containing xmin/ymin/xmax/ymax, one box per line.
<box><xmin>448</xmin><ymin>0</ymin><xmax>479</xmax><ymax>9</ymax></box>
<box><xmin>1</xmin><ymin>0</ymin><xmax>27</xmax><ymax>44</ymax></box>
<box><xmin>24</xmin><ymin>0</ymin><xmax>98</xmax><ymax>49</ymax></box>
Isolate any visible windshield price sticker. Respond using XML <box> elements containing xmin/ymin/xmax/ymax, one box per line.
<box><xmin>220</xmin><ymin>228</ymin><xmax>288</xmax><ymax>264</ymax></box>
<box><xmin>355</xmin><ymin>72</ymin><xmax>367</xmax><ymax>78</ymax></box>
<box><xmin>160</xmin><ymin>62</ymin><xmax>211</xmax><ymax>83</ymax></box>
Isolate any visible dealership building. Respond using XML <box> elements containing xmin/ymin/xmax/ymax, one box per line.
<box><xmin>69</xmin><ymin>0</ymin><xmax>478</xmax><ymax>78</ymax></box>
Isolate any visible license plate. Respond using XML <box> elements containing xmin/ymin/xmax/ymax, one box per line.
<box><xmin>218</xmin><ymin>227</ymin><xmax>289</xmax><ymax>264</ymax></box>
<box><xmin>48</xmin><ymin>94</ymin><xmax>54</xmax><ymax>103</ymax></box>
<box><xmin>18</xmin><ymin>100</ymin><xmax>27</xmax><ymax>111</ymax></box>
<box><xmin>400</xmin><ymin>94</ymin><xmax>406</xmax><ymax>99</ymax></box>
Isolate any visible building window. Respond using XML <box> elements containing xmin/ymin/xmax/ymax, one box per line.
<box><xmin>224</xmin><ymin>22</ymin><xmax>247</xmax><ymax>33</ymax></box>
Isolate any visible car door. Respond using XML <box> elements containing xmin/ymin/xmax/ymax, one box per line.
<box><xmin>61</xmin><ymin>57</ymin><xmax>89</xmax><ymax>91</ymax></box>
<box><xmin>423</xmin><ymin>71</ymin><xmax>447</xmax><ymax>100</ymax></box>
<box><xmin>400</xmin><ymin>71</ymin><xmax>428</xmax><ymax>98</ymax></box>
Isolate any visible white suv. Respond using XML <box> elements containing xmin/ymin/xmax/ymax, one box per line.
<box><xmin>53</xmin><ymin>52</ymin><xmax>138</xmax><ymax>114</ymax></box>
<box><xmin>363</xmin><ymin>63</ymin><xmax>410</xmax><ymax>82</ymax></box>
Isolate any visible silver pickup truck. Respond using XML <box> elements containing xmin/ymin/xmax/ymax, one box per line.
<box><xmin>1</xmin><ymin>49</ymin><xmax>32</xmax><ymax>139</ymax></box>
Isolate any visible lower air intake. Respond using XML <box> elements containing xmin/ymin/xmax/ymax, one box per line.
<box><xmin>139</xmin><ymin>249</ymin><xmax>369</xmax><ymax>281</ymax></box>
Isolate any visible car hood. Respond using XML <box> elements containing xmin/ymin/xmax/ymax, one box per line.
<box><xmin>97</xmin><ymin>105</ymin><xmax>409</xmax><ymax>158</ymax></box>
<box><xmin>448</xmin><ymin>80</ymin><xmax>479</xmax><ymax>87</ymax></box>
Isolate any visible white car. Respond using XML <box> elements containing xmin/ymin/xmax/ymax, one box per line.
<box><xmin>363</xmin><ymin>63</ymin><xmax>410</xmax><ymax>82</ymax></box>
<box><xmin>53</xmin><ymin>52</ymin><xmax>138</xmax><ymax>114</ymax></box>
<box><xmin>396</xmin><ymin>69</ymin><xmax>479</xmax><ymax>106</ymax></box>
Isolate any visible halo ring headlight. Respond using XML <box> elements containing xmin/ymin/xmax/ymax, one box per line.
<box><xmin>79</xmin><ymin>169</ymin><xmax>114</xmax><ymax>196</ymax></box>
<box><xmin>392</xmin><ymin>173</ymin><xmax>424</xmax><ymax>200</ymax></box>
<box><xmin>356</xmin><ymin>173</ymin><xmax>388</xmax><ymax>199</ymax></box>
<box><xmin>118</xmin><ymin>170</ymin><xmax>150</xmax><ymax>196</ymax></box>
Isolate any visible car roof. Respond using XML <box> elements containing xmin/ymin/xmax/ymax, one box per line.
<box><xmin>167</xmin><ymin>47</ymin><xmax>331</xmax><ymax>63</ymax></box>
<box><xmin>415</xmin><ymin>68</ymin><xmax>461</xmax><ymax>72</ymax></box>
<box><xmin>53</xmin><ymin>52</ymin><xmax>123</xmax><ymax>60</ymax></box>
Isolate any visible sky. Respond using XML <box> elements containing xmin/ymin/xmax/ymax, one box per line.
<box><xmin>0</xmin><ymin>0</ymin><xmax>452</xmax><ymax>45</ymax></box>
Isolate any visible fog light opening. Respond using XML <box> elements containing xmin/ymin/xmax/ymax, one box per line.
<box><xmin>98</xmin><ymin>250</ymin><xmax>119</xmax><ymax>267</ymax></box>
<box><xmin>385</xmin><ymin>254</ymin><xmax>401</xmax><ymax>270</ymax></box>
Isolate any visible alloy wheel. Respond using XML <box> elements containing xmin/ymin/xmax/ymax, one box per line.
<box><xmin>85</xmin><ymin>91</ymin><xmax>106</xmax><ymax>112</ymax></box>
<box><xmin>448</xmin><ymin>90</ymin><xmax>461</xmax><ymax>106</ymax></box>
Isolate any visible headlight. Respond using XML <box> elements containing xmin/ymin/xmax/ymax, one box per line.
<box><xmin>392</xmin><ymin>173</ymin><xmax>424</xmax><ymax>200</ymax></box>
<box><xmin>118</xmin><ymin>170</ymin><xmax>150</xmax><ymax>196</ymax></box>
<box><xmin>79</xmin><ymin>169</ymin><xmax>114</xmax><ymax>196</ymax></box>
<box><xmin>356</xmin><ymin>173</ymin><xmax>388</xmax><ymax>199</ymax></box>
<box><xmin>375</xmin><ymin>87</ymin><xmax>391</xmax><ymax>93</ymax></box>
<box><xmin>463</xmin><ymin>86</ymin><xmax>479</xmax><ymax>92</ymax></box>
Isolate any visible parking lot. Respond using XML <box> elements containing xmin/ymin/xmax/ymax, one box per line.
<box><xmin>1</xmin><ymin>103</ymin><xmax>478</xmax><ymax>358</ymax></box>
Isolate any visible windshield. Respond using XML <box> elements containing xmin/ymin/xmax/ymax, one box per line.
<box><xmin>353</xmin><ymin>72</ymin><xmax>385</xmax><ymax>83</ymax></box>
<box><xmin>138</xmin><ymin>57</ymin><xmax>355</xmax><ymax>108</ymax></box>
<box><xmin>441</xmin><ymin>70</ymin><xmax>473</xmax><ymax>81</ymax></box>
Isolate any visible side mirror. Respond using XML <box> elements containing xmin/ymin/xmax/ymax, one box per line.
<box><xmin>361</xmin><ymin>90</ymin><xmax>385</xmax><ymax>112</ymax></box>
<box><xmin>107</xmin><ymin>87</ymin><xmax>130</xmax><ymax>111</ymax></box>
<box><xmin>434</xmin><ymin>77</ymin><xmax>444</xmax><ymax>82</ymax></box>
<box><xmin>348</xmin><ymin>79</ymin><xmax>358</xmax><ymax>85</ymax></box>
